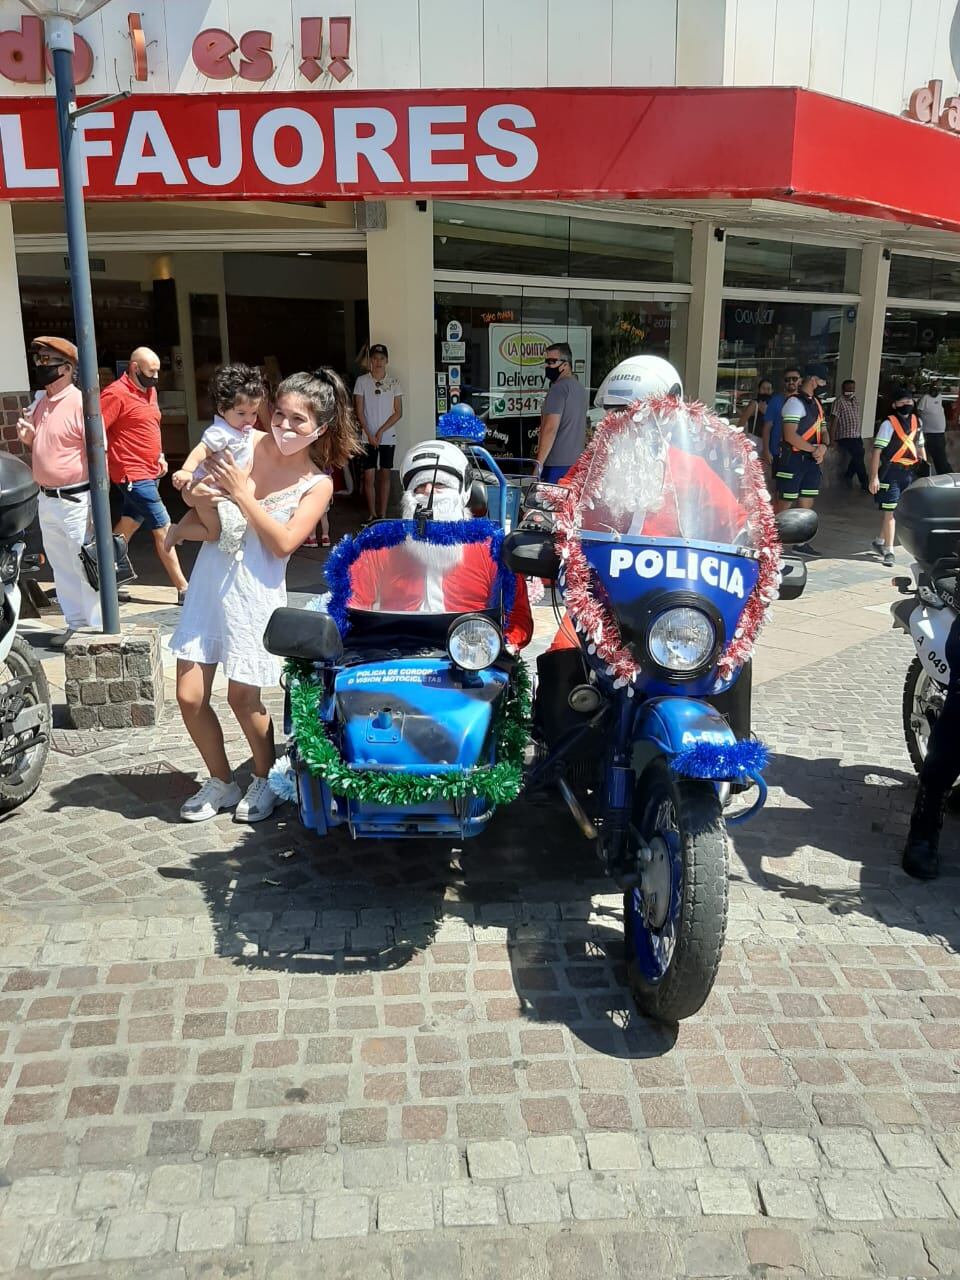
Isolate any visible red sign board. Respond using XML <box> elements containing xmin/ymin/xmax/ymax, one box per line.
<box><xmin>0</xmin><ymin>86</ymin><xmax>959</xmax><ymax>234</ymax></box>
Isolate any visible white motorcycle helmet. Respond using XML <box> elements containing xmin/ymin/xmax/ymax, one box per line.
<box><xmin>400</xmin><ymin>438</ymin><xmax>472</xmax><ymax>498</ymax></box>
<box><xmin>594</xmin><ymin>355</ymin><xmax>683</xmax><ymax>409</ymax></box>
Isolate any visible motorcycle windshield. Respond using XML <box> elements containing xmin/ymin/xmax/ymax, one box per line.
<box><xmin>576</xmin><ymin>403</ymin><xmax>756</xmax><ymax>548</ymax></box>
<box><xmin>346</xmin><ymin>528</ymin><xmax>502</xmax><ymax>616</ymax></box>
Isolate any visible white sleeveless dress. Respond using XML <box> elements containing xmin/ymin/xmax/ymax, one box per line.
<box><xmin>170</xmin><ymin>473</ymin><xmax>325</xmax><ymax>688</ymax></box>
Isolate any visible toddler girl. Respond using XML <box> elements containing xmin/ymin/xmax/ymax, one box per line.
<box><xmin>165</xmin><ymin>364</ymin><xmax>265</xmax><ymax>553</ymax></box>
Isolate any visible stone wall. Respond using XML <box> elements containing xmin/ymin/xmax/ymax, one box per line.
<box><xmin>64</xmin><ymin>628</ymin><xmax>165</xmax><ymax>730</ymax></box>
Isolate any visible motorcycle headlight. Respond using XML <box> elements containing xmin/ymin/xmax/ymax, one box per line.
<box><xmin>648</xmin><ymin>607</ymin><xmax>716</xmax><ymax>673</ymax></box>
<box><xmin>0</xmin><ymin>546</ymin><xmax>21</xmax><ymax>584</ymax></box>
<box><xmin>448</xmin><ymin>614</ymin><xmax>502</xmax><ymax>671</ymax></box>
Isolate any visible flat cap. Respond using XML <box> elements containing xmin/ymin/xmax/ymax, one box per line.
<box><xmin>31</xmin><ymin>335</ymin><xmax>78</xmax><ymax>365</ymax></box>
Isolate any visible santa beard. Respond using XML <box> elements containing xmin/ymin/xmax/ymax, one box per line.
<box><xmin>400</xmin><ymin>486</ymin><xmax>468</xmax><ymax>571</ymax></box>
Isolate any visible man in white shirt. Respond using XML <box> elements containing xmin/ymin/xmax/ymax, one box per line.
<box><xmin>353</xmin><ymin>343</ymin><xmax>402</xmax><ymax>521</ymax></box>
<box><xmin>917</xmin><ymin>382</ymin><xmax>949</xmax><ymax>475</ymax></box>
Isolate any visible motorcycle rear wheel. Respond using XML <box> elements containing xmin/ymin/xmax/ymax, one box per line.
<box><xmin>902</xmin><ymin>655</ymin><xmax>943</xmax><ymax>775</ymax></box>
<box><xmin>623</xmin><ymin>760</ymin><xmax>728</xmax><ymax>1023</ymax></box>
<box><xmin>0</xmin><ymin>635</ymin><xmax>50</xmax><ymax>814</ymax></box>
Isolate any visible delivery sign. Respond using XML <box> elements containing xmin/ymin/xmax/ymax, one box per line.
<box><xmin>487</xmin><ymin>324</ymin><xmax>591</xmax><ymax>419</ymax></box>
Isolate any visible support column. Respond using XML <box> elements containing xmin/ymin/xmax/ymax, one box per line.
<box><xmin>685</xmin><ymin>222</ymin><xmax>725</xmax><ymax>407</ymax></box>
<box><xmin>0</xmin><ymin>202</ymin><xmax>32</xmax><ymax>457</ymax></box>
<box><xmin>851</xmin><ymin>242</ymin><xmax>890</xmax><ymax>438</ymax></box>
<box><xmin>171</xmin><ymin>251</ymin><xmax>229</xmax><ymax>447</ymax></box>
<box><xmin>365</xmin><ymin>200</ymin><xmax>435</xmax><ymax>454</ymax></box>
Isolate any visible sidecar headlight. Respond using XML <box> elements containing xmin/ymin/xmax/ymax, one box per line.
<box><xmin>648</xmin><ymin>607</ymin><xmax>716</xmax><ymax>673</ymax></box>
<box><xmin>448</xmin><ymin>614</ymin><xmax>502</xmax><ymax>671</ymax></box>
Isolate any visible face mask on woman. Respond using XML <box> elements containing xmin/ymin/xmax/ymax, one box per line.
<box><xmin>272</xmin><ymin>422</ymin><xmax>321</xmax><ymax>454</ymax></box>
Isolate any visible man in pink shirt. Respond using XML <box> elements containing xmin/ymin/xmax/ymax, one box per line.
<box><xmin>16</xmin><ymin>336</ymin><xmax>102</xmax><ymax>644</ymax></box>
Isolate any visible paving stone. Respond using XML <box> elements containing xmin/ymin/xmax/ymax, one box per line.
<box><xmin>568</xmin><ymin>1179</ymin><xmax>629</xmax><ymax>1220</ymax></box>
<box><xmin>529</xmin><ymin>1135</ymin><xmax>583</xmax><ymax>1174</ymax></box>
<box><xmin>941</xmin><ymin>1175</ymin><xmax>960</xmax><ymax>1216</ymax></box>
<box><xmin>75</xmin><ymin>1168</ymin><xmax>135</xmax><ymax>1211</ymax></box>
<box><xmin>649</xmin><ymin>1132</ymin><xmax>705</xmax><ymax>1169</ymax></box>
<box><xmin>705</xmin><ymin>1132</ymin><xmax>762</xmax><ymax>1168</ymax></box>
<box><xmin>0</xmin><ymin>1222</ymin><xmax>27</xmax><ymax>1274</ymax></box>
<box><xmin>176</xmin><ymin>1205</ymin><xmax>236</xmax><ymax>1252</ymax></box>
<box><xmin>342</xmin><ymin>1146</ymin><xmax>405</xmax><ymax>1189</ymax></box>
<box><xmin>820</xmin><ymin>1130</ymin><xmax>883</xmax><ymax>1169</ymax></box>
<box><xmin>467</xmin><ymin>1139</ymin><xmax>522</xmax><ymax>1179</ymax></box>
<box><xmin>681</xmin><ymin>1230</ymin><xmax>746</xmax><ymax>1277</ymax></box>
<box><xmin>213</xmin><ymin>1157</ymin><xmax>270</xmax><ymax>1199</ymax></box>
<box><xmin>504</xmin><ymin>1180</ymin><xmax>563</xmax><ymax>1225</ymax></box>
<box><xmin>633</xmin><ymin>1176</ymin><xmax>693</xmax><ymax>1217</ymax></box>
<box><xmin>4</xmin><ymin>1174</ymin><xmax>70</xmax><ymax>1217</ymax></box>
<box><xmin>408</xmin><ymin>1144</ymin><xmax>461</xmax><ymax>1184</ymax></box>
<box><xmin>611</xmin><ymin>1232</ymin><xmax>675</xmax><ymax>1279</ymax></box>
<box><xmin>442</xmin><ymin>1185</ymin><xmax>500</xmax><ymax>1227</ymax></box>
<box><xmin>811</xmin><ymin>1231</ymin><xmax>879</xmax><ymax>1278</ymax></box>
<box><xmin>870</xmin><ymin>1229</ymin><xmax>938</xmax><ymax>1277</ymax></box>
<box><xmin>103</xmin><ymin>1212</ymin><xmax>169</xmax><ymax>1260</ymax></box>
<box><xmin>463</xmin><ymin>1238</ymin><xmax>548</xmax><ymax>1280</ymax></box>
<box><xmin>883</xmin><ymin>1175</ymin><xmax>952</xmax><ymax>1219</ymax></box>
<box><xmin>875</xmin><ymin>1132</ymin><xmax>944</xmax><ymax>1168</ymax></box>
<box><xmin>31</xmin><ymin>1220</ymin><xmax>98</xmax><ymax>1269</ymax></box>
<box><xmin>312</xmin><ymin>1194</ymin><xmax>370</xmax><ymax>1239</ymax></box>
<box><xmin>280</xmin><ymin>1151</ymin><xmax>342</xmax><ymax>1194</ymax></box>
<box><xmin>377</xmin><ymin>1188</ymin><xmax>435</xmax><ymax>1232</ymax></box>
<box><xmin>819</xmin><ymin>1178</ymin><xmax>886</xmax><ymax>1221</ymax></box>
<box><xmin>585</xmin><ymin>1132</ymin><xmax>643</xmax><ymax>1171</ymax></box>
<box><xmin>763</xmin><ymin>1133</ymin><xmax>820</xmax><ymax>1170</ymax></box>
<box><xmin>742</xmin><ymin>1228</ymin><xmax>804</xmax><ymax>1272</ymax></box>
<box><xmin>757</xmin><ymin>1177</ymin><xmax>818</xmax><ymax>1220</ymax></box>
<box><xmin>246</xmin><ymin>1198</ymin><xmax>303</xmax><ymax>1244</ymax></box>
<box><xmin>697</xmin><ymin>1173</ymin><xmax>756</xmax><ymax>1215</ymax></box>
<box><xmin>399</xmin><ymin>1241</ymin><xmax>462</xmax><ymax>1280</ymax></box>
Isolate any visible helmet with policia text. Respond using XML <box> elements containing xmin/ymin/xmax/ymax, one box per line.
<box><xmin>594</xmin><ymin>355</ymin><xmax>683</xmax><ymax>409</ymax></box>
<box><xmin>400</xmin><ymin>438</ymin><xmax>473</xmax><ymax>497</ymax></box>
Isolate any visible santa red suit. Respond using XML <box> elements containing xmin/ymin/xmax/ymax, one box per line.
<box><xmin>349</xmin><ymin>539</ymin><xmax>533</xmax><ymax>651</ymax></box>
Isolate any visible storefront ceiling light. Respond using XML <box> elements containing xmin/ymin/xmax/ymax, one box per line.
<box><xmin>448</xmin><ymin>219</ymin><xmax>466</xmax><ymax>226</ymax></box>
<box><xmin>20</xmin><ymin>1</ymin><xmax>112</xmax><ymax>20</ymax></box>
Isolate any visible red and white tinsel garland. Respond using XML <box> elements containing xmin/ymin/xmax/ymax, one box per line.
<box><xmin>551</xmin><ymin>395</ymin><xmax>782</xmax><ymax>690</ymax></box>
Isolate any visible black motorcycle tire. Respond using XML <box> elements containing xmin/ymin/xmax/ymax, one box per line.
<box><xmin>902</xmin><ymin>655</ymin><xmax>940</xmax><ymax>776</ymax></box>
<box><xmin>624</xmin><ymin>760</ymin><xmax>728</xmax><ymax>1024</ymax></box>
<box><xmin>0</xmin><ymin>635</ymin><xmax>50</xmax><ymax>814</ymax></box>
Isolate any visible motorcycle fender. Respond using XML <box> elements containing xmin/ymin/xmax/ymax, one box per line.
<box><xmin>0</xmin><ymin>583</ymin><xmax>21</xmax><ymax>665</ymax></box>
<box><xmin>633</xmin><ymin>697</ymin><xmax>737</xmax><ymax>762</ymax></box>
<box><xmin>908</xmin><ymin>603</ymin><xmax>952</xmax><ymax>683</ymax></box>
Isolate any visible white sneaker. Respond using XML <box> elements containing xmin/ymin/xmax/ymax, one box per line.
<box><xmin>235</xmin><ymin>775</ymin><xmax>277</xmax><ymax>823</ymax></box>
<box><xmin>180</xmin><ymin>777</ymin><xmax>242</xmax><ymax>822</ymax></box>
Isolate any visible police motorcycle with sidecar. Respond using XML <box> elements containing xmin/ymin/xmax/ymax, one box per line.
<box><xmin>0</xmin><ymin>452</ymin><xmax>51</xmax><ymax>813</ymax></box>
<box><xmin>265</xmin><ymin>361</ymin><xmax>815</xmax><ymax>1023</ymax></box>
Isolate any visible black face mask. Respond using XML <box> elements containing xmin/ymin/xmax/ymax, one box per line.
<box><xmin>135</xmin><ymin>369</ymin><xmax>159</xmax><ymax>389</ymax></box>
<box><xmin>33</xmin><ymin>363</ymin><xmax>65</xmax><ymax>389</ymax></box>
<box><xmin>757</xmin><ymin>395</ymin><xmax>770</xmax><ymax>408</ymax></box>
<box><xmin>544</xmin><ymin>365</ymin><xmax>562</xmax><ymax>384</ymax></box>
<box><xmin>897</xmin><ymin>403</ymin><xmax>915</xmax><ymax>416</ymax></box>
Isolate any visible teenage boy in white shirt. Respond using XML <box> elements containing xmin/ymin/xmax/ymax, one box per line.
<box><xmin>354</xmin><ymin>343</ymin><xmax>402</xmax><ymax>521</ymax></box>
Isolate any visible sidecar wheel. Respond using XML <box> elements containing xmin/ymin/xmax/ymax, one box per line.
<box><xmin>623</xmin><ymin>760</ymin><xmax>728</xmax><ymax>1023</ymax></box>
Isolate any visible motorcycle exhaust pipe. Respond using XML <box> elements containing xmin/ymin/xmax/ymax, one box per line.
<box><xmin>557</xmin><ymin>778</ymin><xmax>598</xmax><ymax>840</ymax></box>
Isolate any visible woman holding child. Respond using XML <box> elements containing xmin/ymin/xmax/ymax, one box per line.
<box><xmin>170</xmin><ymin>364</ymin><xmax>361</xmax><ymax>824</ymax></box>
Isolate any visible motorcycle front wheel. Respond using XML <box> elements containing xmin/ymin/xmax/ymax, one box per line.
<box><xmin>902</xmin><ymin>656</ymin><xmax>944</xmax><ymax>775</ymax></box>
<box><xmin>623</xmin><ymin>759</ymin><xmax>728</xmax><ymax>1023</ymax></box>
<box><xmin>0</xmin><ymin>635</ymin><xmax>50</xmax><ymax>814</ymax></box>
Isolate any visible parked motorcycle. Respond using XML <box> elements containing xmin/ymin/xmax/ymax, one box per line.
<box><xmin>0</xmin><ymin>454</ymin><xmax>50</xmax><ymax>814</ymax></box>
<box><xmin>265</xmin><ymin>403</ymin><xmax>813</xmax><ymax>1022</ymax></box>
<box><xmin>890</xmin><ymin>475</ymin><xmax>960</xmax><ymax>769</ymax></box>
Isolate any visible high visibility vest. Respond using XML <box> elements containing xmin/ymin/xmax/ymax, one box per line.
<box><xmin>880</xmin><ymin>413</ymin><xmax>921</xmax><ymax>468</ymax></box>
<box><xmin>786</xmin><ymin>398</ymin><xmax>824</xmax><ymax>454</ymax></box>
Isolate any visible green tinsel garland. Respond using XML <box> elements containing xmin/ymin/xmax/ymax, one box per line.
<box><xmin>286</xmin><ymin>660</ymin><xmax>531</xmax><ymax>808</ymax></box>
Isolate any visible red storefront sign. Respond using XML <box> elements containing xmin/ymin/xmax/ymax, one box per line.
<box><xmin>0</xmin><ymin>86</ymin><xmax>958</xmax><ymax>233</ymax></box>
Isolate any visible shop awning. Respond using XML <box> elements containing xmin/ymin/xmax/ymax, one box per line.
<box><xmin>0</xmin><ymin>85</ymin><xmax>956</xmax><ymax>233</ymax></box>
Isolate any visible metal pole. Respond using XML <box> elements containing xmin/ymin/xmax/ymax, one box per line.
<box><xmin>47</xmin><ymin>15</ymin><xmax>119</xmax><ymax>634</ymax></box>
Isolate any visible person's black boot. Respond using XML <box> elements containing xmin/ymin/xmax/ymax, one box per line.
<box><xmin>902</xmin><ymin>783</ymin><xmax>944</xmax><ymax>880</ymax></box>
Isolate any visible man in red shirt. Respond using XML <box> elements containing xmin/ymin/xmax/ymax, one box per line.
<box><xmin>101</xmin><ymin>347</ymin><xmax>187</xmax><ymax>600</ymax></box>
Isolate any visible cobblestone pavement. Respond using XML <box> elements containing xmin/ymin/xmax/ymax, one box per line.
<box><xmin>1</xmin><ymin>500</ymin><xmax>959</xmax><ymax>1277</ymax></box>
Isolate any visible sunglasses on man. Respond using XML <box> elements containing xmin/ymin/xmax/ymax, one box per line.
<box><xmin>544</xmin><ymin>357</ymin><xmax>567</xmax><ymax>368</ymax></box>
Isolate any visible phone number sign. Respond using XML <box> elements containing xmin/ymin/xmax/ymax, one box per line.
<box><xmin>487</xmin><ymin>324</ymin><xmax>591</xmax><ymax>419</ymax></box>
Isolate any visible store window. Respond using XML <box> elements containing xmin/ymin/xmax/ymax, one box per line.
<box><xmin>880</xmin><ymin>307</ymin><xmax>960</xmax><ymax>418</ymax></box>
<box><xmin>718</xmin><ymin>300</ymin><xmax>853</xmax><ymax>418</ymax></box>
<box><xmin>435</xmin><ymin>289</ymin><xmax>688</xmax><ymax>456</ymax></box>
<box><xmin>889</xmin><ymin>254</ymin><xmax>960</xmax><ymax>303</ymax></box>
<box><xmin>434</xmin><ymin>203</ymin><xmax>691</xmax><ymax>284</ymax></box>
<box><xmin>724</xmin><ymin>236</ymin><xmax>859</xmax><ymax>293</ymax></box>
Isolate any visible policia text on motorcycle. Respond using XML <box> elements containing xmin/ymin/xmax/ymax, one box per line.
<box><xmin>868</xmin><ymin>388</ymin><xmax>926</xmax><ymax>569</ymax></box>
